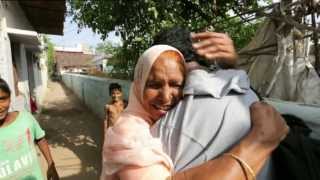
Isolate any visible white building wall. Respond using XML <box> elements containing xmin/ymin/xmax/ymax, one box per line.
<box><xmin>0</xmin><ymin>18</ymin><xmax>14</xmax><ymax>96</ymax></box>
<box><xmin>38</xmin><ymin>44</ymin><xmax>48</xmax><ymax>105</ymax></box>
<box><xmin>11</xmin><ymin>43</ymin><xmax>30</xmax><ymax>111</ymax></box>
<box><xmin>0</xmin><ymin>1</ymin><xmax>34</xmax><ymax>31</ymax></box>
<box><xmin>32</xmin><ymin>55</ymin><xmax>43</xmax><ymax>105</ymax></box>
<box><xmin>33</xmin><ymin>36</ymin><xmax>49</xmax><ymax>107</ymax></box>
<box><xmin>0</xmin><ymin>1</ymin><xmax>44</xmax><ymax>112</ymax></box>
<box><xmin>18</xmin><ymin>44</ymin><xmax>31</xmax><ymax>111</ymax></box>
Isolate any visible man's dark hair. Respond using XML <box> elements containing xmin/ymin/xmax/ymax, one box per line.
<box><xmin>0</xmin><ymin>78</ymin><xmax>11</xmax><ymax>96</ymax></box>
<box><xmin>153</xmin><ymin>27</ymin><xmax>196</xmax><ymax>62</ymax></box>
<box><xmin>109</xmin><ymin>83</ymin><xmax>122</xmax><ymax>95</ymax></box>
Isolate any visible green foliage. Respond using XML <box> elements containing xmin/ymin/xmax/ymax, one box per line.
<box><xmin>107</xmin><ymin>47</ymin><xmax>136</xmax><ymax>80</ymax></box>
<box><xmin>214</xmin><ymin>18</ymin><xmax>264</xmax><ymax>49</ymax></box>
<box><xmin>95</xmin><ymin>41</ymin><xmax>134</xmax><ymax>79</ymax></box>
<box><xmin>45</xmin><ymin>37</ymin><xmax>55</xmax><ymax>79</ymax></box>
<box><xmin>96</xmin><ymin>41</ymin><xmax>120</xmax><ymax>55</ymax></box>
<box><xmin>69</xmin><ymin>0</ymin><xmax>270</xmax><ymax>79</ymax></box>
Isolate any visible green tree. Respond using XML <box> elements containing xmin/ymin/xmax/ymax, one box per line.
<box><xmin>43</xmin><ymin>36</ymin><xmax>55</xmax><ymax>79</ymax></box>
<box><xmin>69</xmin><ymin>0</ymin><xmax>269</xmax><ymax>79</ymax></box>
<box><xmin>96</xmin><ymin>41</ymin><xmax>120</xmax><ymax>55</ymax></box>
<box><xmin>95</xmin><ymin>41</ymin><xmax>132</xmax><ymax>79</ymax></box>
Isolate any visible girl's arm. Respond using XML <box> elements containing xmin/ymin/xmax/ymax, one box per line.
<box><xmin>37</xmin><ymin>138</ymin><xmax>54</xmax><ymax>166</ymax></box>
<box><xmin>37</xmin><ymin>138</ymin><xmax>59</xmax><ymax>180</ymax></box>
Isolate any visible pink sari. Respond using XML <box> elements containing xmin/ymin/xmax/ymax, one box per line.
<box><xmin>101</xmin><ymin>45</ymin><xmax>185</xmax><ymax>180</ymax></box>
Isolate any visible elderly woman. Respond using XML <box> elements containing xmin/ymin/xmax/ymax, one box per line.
<box><xmin>101</xmin><ymin>45</ymin><xmax>288</xmax><ymax>180</ymax></box>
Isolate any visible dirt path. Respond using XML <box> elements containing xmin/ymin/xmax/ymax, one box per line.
<box><xmin>37</xmin><ymin>81</ymin><xmax>103</xmax><ymax>180</ymax></box>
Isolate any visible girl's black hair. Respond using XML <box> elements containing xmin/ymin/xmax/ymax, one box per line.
<box><xmin>0</xmin><ymin>78</ymin><xmax>11</xmax><ymax>96</ymax></box>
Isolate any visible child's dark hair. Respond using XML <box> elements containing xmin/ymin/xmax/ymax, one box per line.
<box><xmin>0</xmin><ymin>78</ymin><xmax>11</xmax><ymax>96</ymax></box>
<box><xmin>109</xmin><ymin>83</ymin><xmax>122</xmax><ymax>95</ymax></box>
<box><xmin>152</xmin><ymin>26</ymin><xmax>196</xmax><ymax>62</ymax></box>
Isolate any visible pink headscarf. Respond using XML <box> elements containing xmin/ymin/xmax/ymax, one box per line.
<box><xmin>125</xmin><ymin>45</ymin><xmax>184</xmax><ymax>124</ymax></box>
<box><xmin>101</xmin><ymin>45</ymin><xmax>185</xmax><ymax>178</ymax></box>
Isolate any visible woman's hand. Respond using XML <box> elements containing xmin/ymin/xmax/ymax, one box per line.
<box><xmin>223</xmin><ymin>101</ymin><xmax>289</xmax><ymax>178</ymax></box>
<box><xmin>173</xmin><ymin>101</ymin><xmax>289</xmax><ymax>180</ymax></box>
<box><xmin>249</xmin><ymin>101</ymin><xmax>289</xmax><ymax>148</ymax></box>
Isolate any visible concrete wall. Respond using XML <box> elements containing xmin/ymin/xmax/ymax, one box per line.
<box><xmin>62</xmin><ymin>73</ymin><xmax>132</xmax><ymax>120</ymax></box>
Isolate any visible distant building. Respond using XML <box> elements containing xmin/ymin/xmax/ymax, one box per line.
<box><xmin>92</xmin><ymin>53</ymin><xmax>113</xmax><ymax>73</ymax></box>
<box><xmin>54</xmin><ymin>45</ymin><xmax>94</xmax><ymax>74</ymax></box>
<box><xmin>55</xmin><ymin>43</ymin><xmax>94</xmax><ymax>55</ymax></box>
<box><xmin>0</xmin><ymin>1</ymin><xmax>65</xmax><ymax>111</ymax></box>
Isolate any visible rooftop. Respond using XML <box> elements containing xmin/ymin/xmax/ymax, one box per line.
<box><xmin>19</xmin><ymin>0</ymin><xmax>66</xmax><ymax>35</ymax></box>
<box><xmin>55</xmin><ymin>51</ymin><xmax>94</xmax><ymax>68</ymax></box>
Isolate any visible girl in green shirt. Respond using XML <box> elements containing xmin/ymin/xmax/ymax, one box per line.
<box><xmin>0</xmin><ymin>78</ymin><xmax>59</xmax><ymax>180</ymax></box>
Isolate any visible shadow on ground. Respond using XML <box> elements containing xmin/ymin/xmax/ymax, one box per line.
<box><xmin>38</xmin><ymin>82</ymin><xmax>103</xmax><ymax>180</ymax></box>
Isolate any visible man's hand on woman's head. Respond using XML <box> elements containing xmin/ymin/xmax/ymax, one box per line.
<box><xmin>249</xmin><ymin>101</ymin><xmax>289</xmax><ymax>148</ymax></box>
<box><xmin>191</xmin><ymin>32</ymin><xmax>238</xmax><ymax>68</ymax></box>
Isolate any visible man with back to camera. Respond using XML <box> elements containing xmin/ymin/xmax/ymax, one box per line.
<box><xmin>151</xmin><ymin>27</ymin><xmax>275</xmax><ymax>179</ymax></box>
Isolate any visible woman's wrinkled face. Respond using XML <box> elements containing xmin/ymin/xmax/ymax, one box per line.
<box><xmin>142</xmin><ymin>51</ymin><xmax>185</xmax><ymax>122</ymax></box>
<box><xmin>0</xmin><ymin>89</ymin><xmax>10</xmax><ymax>120</ymax></box>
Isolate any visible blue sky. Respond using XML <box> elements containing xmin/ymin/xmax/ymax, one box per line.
<box><xmin>49</xmin><ymin>16</ymin><xmax>121</xmax><ymax>48</ymax></box>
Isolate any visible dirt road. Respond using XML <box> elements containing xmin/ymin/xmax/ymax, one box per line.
<box><xmin>37</xmin><ymin>81</ymin><xmax>103</xmax><ymax>180</ymax></box>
